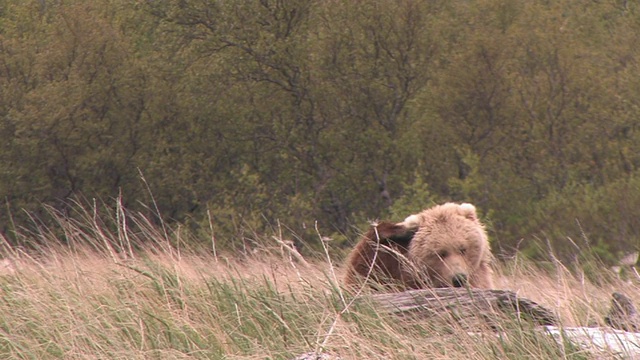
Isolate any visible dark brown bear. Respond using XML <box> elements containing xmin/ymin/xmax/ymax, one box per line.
<box><xmin>342</xmin><ymin>221</ymin><xmax>418</xmax><ymax>290</ymax></box>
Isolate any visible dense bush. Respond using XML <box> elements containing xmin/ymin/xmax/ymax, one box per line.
<box><xmin>1</xmin><ymin>0</ymin><xmax>640</xmax><ymax>263</ymax></box>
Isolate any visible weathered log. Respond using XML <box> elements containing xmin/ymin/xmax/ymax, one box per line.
<box><xmin>544</xmin><ymin>326</ymin><xmax>640</xmax><ymax>358</ymax></box>
<box><xmin>369</xmin><ymin>288</ymin><xmax>558</xmax><ymax>328</ymax></box>
<box><xmin>605</xmin><ymin>292</ymin><xmax>640</xmax><ymax>332</ymax></box>
<box><xmin>368</xmin><ymin>289</ymin><xmax>640</xmax><ymax>357</ymax></box>
<box><xmin>290</xmin><ymin>290</ymin><xmax>640</xmax><ymax>359</ymax></box>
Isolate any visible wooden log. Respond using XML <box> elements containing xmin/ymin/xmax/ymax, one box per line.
<box><xmin>290</xmin><ymin>291</ymin><xmax>640</xmax><ymax>359</ymax></box>
<box><xmin>369</xmin><ymin>288</ymin><xmax>558</xmax><ymax>328</ymax></box>
<box><xmin>544</xmin><ymin>326</ymin><xmax>640</xmax><ymax>358</ymax></box>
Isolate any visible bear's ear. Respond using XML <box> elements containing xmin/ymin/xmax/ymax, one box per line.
<box><xmin>370</xmin><ymin>221</ymin><xmax>416</xmax><ymax>247</ymax></box>
<box><xmin>399</xmin><ymin>214</ymin><xmax>421</xmax><ymax>229</ymax></box>
<box><xmin>458</xmin><ymin>203</ymin><xmax>478</xmax><ymax>221</ymax></box>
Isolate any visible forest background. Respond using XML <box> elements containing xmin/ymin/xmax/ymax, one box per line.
<box><xmin>1</xmin><ymin>0</ymin><xmax>639</xmax><ymax>265</ymax></box>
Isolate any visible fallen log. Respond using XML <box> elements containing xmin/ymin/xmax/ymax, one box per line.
<box><xmin>544</xmin><ymin>326</ymin><xmax>640</xmax><ymax>358</ymax></box>
<box><xmin>291</xmin><ymin>290</ymin><xmax>640</xmax><ymax>359</ymax></box>
<box><xmin>369</xmin><ymin>288</ymin><xmax>640</xmax><ymax>358</ymax></box>
<box><xmin>369</xmin><ymin>288</ymin><xmax>558</xmax><ymax>328</ymax></box>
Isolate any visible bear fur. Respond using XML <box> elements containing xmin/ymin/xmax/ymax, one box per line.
<box><xmin>342</xmin><ymin>221</ymin><xmax>418</xmax><ymax>290</ymax></box>
<box><xmin>343</xmin><ymin>202</ymin><xmax>494</xmax><ymax>290</ymax></box>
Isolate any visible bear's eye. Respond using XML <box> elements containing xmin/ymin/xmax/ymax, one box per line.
<box><xmin>437</xmin><ymin>250</ymin><xmax>448</xmax><ymax>258</ymax></box>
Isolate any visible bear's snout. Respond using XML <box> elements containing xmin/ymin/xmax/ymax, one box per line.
<box><xmin>451</xmin><ymin>273</ymin><xmax>468</xmax><ymax>288</ymax></box>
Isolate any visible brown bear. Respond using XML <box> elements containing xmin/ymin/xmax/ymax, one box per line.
<box><xmin>342</xmin><ymin>221</ymin><xmax>418</xmax><ymax>290</ymax></box>
<box><xmin>343</xmin><ymin>202</ymin><xmax>494</xmax><ymax>290</ymax></box>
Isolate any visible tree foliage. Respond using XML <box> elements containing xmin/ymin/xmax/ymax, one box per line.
<box><xmin>2</xmin><ymin>0</ymin><xmax>640</xmax><ymax>262</ymax></box>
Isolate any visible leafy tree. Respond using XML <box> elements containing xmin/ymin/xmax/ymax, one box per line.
<box><xmin>2</xmin><ymin>0</ymin><xmax>640</xmax><ymax>263</ymax></box>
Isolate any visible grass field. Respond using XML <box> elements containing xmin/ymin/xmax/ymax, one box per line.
<box><xmin>0</xmin><ymin>206</ymin><xmax>636</xmax><ymax>359</ymax></box>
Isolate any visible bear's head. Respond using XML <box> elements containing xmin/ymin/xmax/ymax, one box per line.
<box><xmin>399</xmin><ymin>202</ymin><xmax>491</xmax><ymax>288</ymax></box>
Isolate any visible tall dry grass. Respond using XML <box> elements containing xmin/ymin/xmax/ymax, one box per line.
<box><xmin>0</xmin><ymin>202</ymin><xmax>635</xmax><ymax>359</ymax></box>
